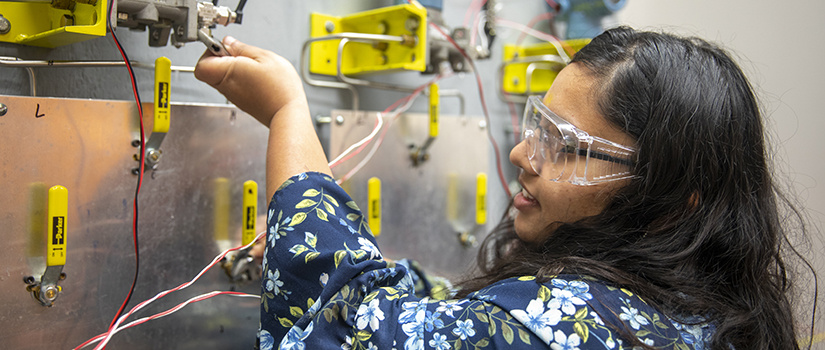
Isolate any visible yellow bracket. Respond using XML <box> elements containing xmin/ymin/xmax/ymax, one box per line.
<box><xmin>309</xmin><ymin>2</ymin><xmax>427</xmax><ymax>76</ymax></box>
<box><xmin>0</xmin><ymin>0</ymin><xmax>108</xmax><ymax>48</ymax></box>
<box><xmin>500</xmin><ymin>39</ymin><xmax>590</xmax><ymax>96</ymax></box>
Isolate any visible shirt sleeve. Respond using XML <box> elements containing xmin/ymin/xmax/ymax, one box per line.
<box><xmin>258</xmin><ymin>173</ymin><xmax>700</xmax><ymax>350</ymax></box>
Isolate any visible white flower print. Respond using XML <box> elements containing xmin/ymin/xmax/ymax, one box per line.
<box><xmin>319</xmin><ymin>273</ymin><xmax>329</xmax><ymax>287</ymax></box>
<box><xmin>401</xmin><ymin>310</ymin><xmax>426</xmax><ymax>350</ymax></box>
<box><xmin>279</xmin><ymin>321</ymin><xmax>314</xmax><ymax>350</ymax></box>
<box><xmin>266</xmin><ymin>269</ymin><xmax>284</xmax><ymax>295</ymax></box>
<box><xmin>365</xmin><ymin>342</ymin><xmax>378</xmax><ymax>350</ymax></box>
<box><xmin>511</xmin><ymin>298</ymin><xmax>562</xmax><ymax>344</ymax></box>
<box><xmin>452</xmin><ymin>319</ymin><xmax>476</xmax><ymax>340</ymax></box>
<box><xmin>341</xmin><ymin>335</ymin><xmax>352</xmax><ymax>350</ymax></box>
<box><xmin>632</xmin><ymin>338</ymin><xmax>655</xmax><ymax>350</ymax></box>
<box><xmin>590</xmin><ymin>311</ymin><xmax>604</xmax><ymax>326</ymax></box>
<box><xmin>259</xmin><ymin>329</ymin><xmax>275</xmax><ymax>350</ymax></box>
<box><xmin>550</xmin><ymin>330</ymin><xmax>581</xmax><ymax>350</ymax></box>
<box><xmin>436</xmin><ymin>300</ymin><xmax>467</xmax><ymax>318</ymax></box>
<box><xmin>399</xmin><ymin>298</ymin><xmax>429</xmax><ymax>324</ymax></box>
<box><xmin>547</xmin><ymin>288</ymin><xmax>587</xmax><ymax>315</ymax></box>
<box><xmin>429</xmin><ymin>332</ymin><xmax>451</xmax><ymax>350</ymax></box>
<box><xmin>619</xmin><ymin>306</ymin><xmax>649</xmax><ymax>330</ymax></box>
<box><xmin>357</xmin><ymin>237</ymin><xmax>382</xmax><ymax>260</ymax></box>
<box><xmin>356</xmin><ymin>299</ymin><xmax>385</xmax><ymax>332</ymax></box>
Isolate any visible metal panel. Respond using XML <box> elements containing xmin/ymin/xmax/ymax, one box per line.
<box><xmin>329</xmin><ymin>110</ymin><xmax>490</xmax><ymax>279</ymax></box>
<box><xmin>0</xmin><ymin>95</ymin><xmax>265</xmax><ymax>349</ymax></box>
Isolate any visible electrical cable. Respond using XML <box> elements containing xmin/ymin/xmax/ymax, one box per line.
<box><xmin>77</xmin><ymin>231</ymin><xmax>266</xmax><ymax>350</ymax></box>
<box><xmin>105</xmin><ymin>0</ymin><xmax>144</xmax><ymax>337</ymax></box>
<box><xmin>334</xmin><ymin>73</ymin><xmax>448</xmax><ymax>183</ymax></box>
<box><xmin>515</xmin><ymin>12</ymin><xmax>556</xmax><ymax>46</ymax></box>
<box><xmin>496</xmin><ymin>18</ymin><xmax>572</xmax><ymax>63</ymax></box>
<box><xmin>76</xmin><ymin>291</ymin><xmax>258</xmax><ymax>349</ymax></box>
<box><xmin>428</xmin><ymin>22</ymin><xmax>512</xmax><ymax>199</ymax></box>
<box><xmin>328</xmin><ymin>113</ymin><xmax>384</xmax><ymax>169</ymax></box>
<box><xmin>463</xmin><ymin>0</ymin><xmax>487</xmax><ymax>29</ymax></box>
<box><xmin>336</xmin><ymin>86</ymin><xmax>424</xmax><ymax>184</ymax></box>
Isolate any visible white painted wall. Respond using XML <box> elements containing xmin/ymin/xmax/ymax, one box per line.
<box><xmin>615</xmin><ymin>0</ymin><xmax>825</xmax><ymax>345</ymax></box>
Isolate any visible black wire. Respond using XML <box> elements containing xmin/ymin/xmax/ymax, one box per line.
<box><xmin>106</xmin><ymin>0</ymin><xmax>142</xmax><ymax>333</ymax></box>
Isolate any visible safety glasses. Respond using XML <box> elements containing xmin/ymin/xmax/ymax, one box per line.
<box><xmin>522</xmin><ymin>95</ymin><xmax>637</xmax><ymax>185</ymax></box>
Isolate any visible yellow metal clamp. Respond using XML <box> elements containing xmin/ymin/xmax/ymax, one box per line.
<box><xmin>308</xmin><ymin>2</ymin><xmax>427</xmax><ymax>76</ymax></box>
<box><xmin>142</xmin><ymin>57</ymin><xmax>172</xmax><ymax>171</ymax></box>
<box><xmin>153</xmin><ymin>57</ymin><xmax>172</xmax><ymax>134</ymax></box>
<box><xmin>475</xmin><ymin>173</ymin><xmax>487</xmax><ymax>225</ymax></box>
<box><xmin>367</xmin><ymin>177</ymin><xmax>382</xmax><ymax>237</ymax></box>
<box><xmin>499</xmin><ymin>39</ymin><xmax>590</xmax><ymax>100</ymax></box>
<box><xmin>0</xmin><ymin>0</ymin><xmax>108</xmax><ymax>48</ymax></box>
<box><xmin>47</xmin><ymin>186</ymin><xmax>68</xmax><ymax>267</ymax></box>
<box><xmin>411</xmin><ymin>83</ymin><xmax>439</xmax><ymax>166</ymax></box>
<box><xmin>24</xmin><ymin>185</ymin><xmax>68</xmax><ymax>307</ymax></box>
<box><xmin>242</xmin><ymin>180</ymin><xmax>258</xmax><ymax>246</ymax></box>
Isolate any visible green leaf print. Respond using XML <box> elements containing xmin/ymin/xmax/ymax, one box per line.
<box><xmin>289</xmin><ymin>212</ymin><xmax>307</xmax><ymax>226</ymax></box>
<box><xmin>303</xmin><ymin>189</ymin><xmax>321</xmax><ymax>197</ymax></box>
<box><xmin>295</xmin><ymin>199</ymin><xmax>317</xmax><ymax>209</ymax></box>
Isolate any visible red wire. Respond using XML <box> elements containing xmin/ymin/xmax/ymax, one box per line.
<box><xmin>515</xmin><ymin>12</ymin><xmax>556</xmax><ymax>46</ymax></box>
<box><xmin>105</xmin><ymin>1</ymin><xmax>145</xmax><ymax>337</ymax></box>
<box><xmin>429</xmin><ymin>22</ymin><xmax>512</xmax><ymax>199</ymax></box>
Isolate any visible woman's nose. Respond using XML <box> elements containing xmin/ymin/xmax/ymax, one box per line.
<box><xmin>509</xmin><ymin>140</ymin><xmax>536</xmax><ymax>175</ymax></box>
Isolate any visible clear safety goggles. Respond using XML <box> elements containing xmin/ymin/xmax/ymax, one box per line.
<box><xmin>521</xmin><ymin>95</ymin><xmax>637</xmax><ymax>186</ymax></box>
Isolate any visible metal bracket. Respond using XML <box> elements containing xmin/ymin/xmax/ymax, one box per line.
<box><xmin>24</xmin><ymin>266</ymin><xmax>66</xmax><ymax>307</ymax></box>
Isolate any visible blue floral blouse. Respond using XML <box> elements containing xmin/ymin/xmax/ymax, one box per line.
<box><xmin>259</xmin><ymin>172</ymin><xmax>715</xmax><ymax>350</ymax></box>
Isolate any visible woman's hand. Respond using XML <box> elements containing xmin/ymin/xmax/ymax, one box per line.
<box><xmin>195</xmin><ymin>36</ymin><xmax>331</xmax><ymax>200</ymax></box>
<box><xmin>194</xmin><ymin>36</ymin><xmax>307</xmax><ymax>126</ymax></box>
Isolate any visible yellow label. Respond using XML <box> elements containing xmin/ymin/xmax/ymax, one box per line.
<box><xmin>153</xmin><ymin>57</ymin><xmax>172</xmax><ymax>133</ymax></box>
<box><xmin>367</xmin><ymin>177</ymin><xmax>381</xmax><ymax>237</ymax></box>
<box><xmin>475</xmin><ymin>173</ymin><xmax>487</xmax><ymax>225</ymax></box>
<box><xmin>429</xmin><ymin>83</ymin><xmax>439</xmax><ymax>138</ymax></box>
<box><xmin>47</xmin><ymin>185</ymin><xmax>68</xmax><ymax>267</ymax></box>
<box><xmin>242</xmin><ymin>180</ymin><xmax>258</xmax><ymax>246</ymax></box>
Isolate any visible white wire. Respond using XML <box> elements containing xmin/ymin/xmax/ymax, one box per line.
<box><xmin>90</xmin><ymin>230</ymin><xmax>266</xmax><ymax>350</ymax></box>
<box><xmin>337</xmin><ymin>90</ymin><xmax>423</xmax><ymax>184</ymax></box>
<box><xmin>328</xmin><ymin>112</ymin><xmax>384</xmax><ymax>168</ymax></box>
<box><xmin>80</xmin><ymin>292</ymin><xmax>258</xmax><ymax>349</ymax></box>
<box><xmin>495</xmin><ymin>18</ymin><xmax>571</xmax><ymax>63</ymax></box>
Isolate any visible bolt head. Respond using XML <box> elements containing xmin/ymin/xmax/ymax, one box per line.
<box><xmin>325</xmin><ymin>21</ymin><xmax>335</xmax><ymax>33</ymax></box>
<box><xmin>0</xmin><ymin>16</ymin><xmax>10</xmax><ymax>35</ymax></box>
<box><xmin>43</xmin><ymin>286</ymin><xmax>58</xmax><ymax>300</ymax></box>
<box><xmin>335</xmin><ymin>115</ymin><xmax>345</xmax><ymax>125</ymax></box>
<box><xmin>0</xmin><ymin>103</ymin><xmax>7</xmax><ymax>116</ymax></box>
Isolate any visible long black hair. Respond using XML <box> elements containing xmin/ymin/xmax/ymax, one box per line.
<box><xmin>458</xmin><ymin>27</ymin><xmax>817</xmax><ymax>350</ymax></box>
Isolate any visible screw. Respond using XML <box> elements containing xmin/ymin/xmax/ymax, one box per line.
<box><xmin>0</xmin><ymin>15</ymin><xmax>10</xmax><ymax>35</ymax></box>
<box><xmin>512</xmin><ymin>77</ymin><xmax>520</xmax><ymax>86</ymax></box>
<box><xmin>405</xmin><ymin>17</ymin><xmax>419</xmax><ymax>32</ymax></box>
<box><xmin>23</xmin><ymin>276</ymin><xmax>35</xmax><ymax>284</ymax></box>
<box><xmin>132</xmin><ymin>168</ymin><xmax>140</xmax><ymax>175</ymax></box>
<box><xmin>43</xmin><ymin>286</ymin><xmax>57</xmax><ymax>300</ymax></box>
<box><xmin>335</xmin><ymin>115</ymin><xmax>345</xmax><ymax>125</ymax></box>
<box><xmin>0</xmin><ymin>103</ymin><xmax>7</xmax><ymax>116</ymax></box>
<box><xmin>131</xmin><ymin>140</ymin><xmax>141</xmax><ymax>147</ymax></box>
<box><xmin>479</xmin><ymin>120</ymin><xmax>487</xmax><ymax>130</ymax></box>
<box><xmin>176</xmin><ymin>25</ymin><xmax>185</xmax><ymax>38</ymax></box>
<box><xmin>325</xmin><ymin>21</ymin><xmax>335</xmax><ymax>33</ymax></box>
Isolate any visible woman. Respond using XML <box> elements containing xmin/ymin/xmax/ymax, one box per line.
<box><xmin>195</xmin><ymin>27</ymin><xmax>813</xmax><ymax>349</ymax></box>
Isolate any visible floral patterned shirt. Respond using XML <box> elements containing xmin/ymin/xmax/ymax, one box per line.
<box><xmin>259</xmin><ymin>172</ymin><xmax>715</xmax><ymax>349</ymax></box>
